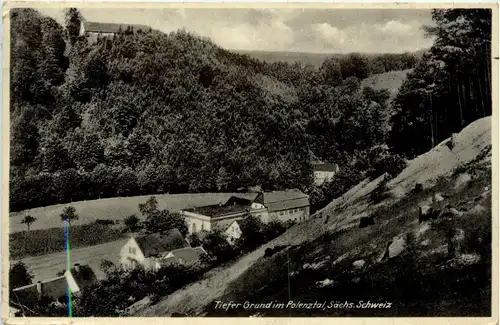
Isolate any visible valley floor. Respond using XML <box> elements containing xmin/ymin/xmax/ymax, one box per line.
<box><xmin>11</xmin><ymin>239</ymin><xmax>127</xmax><ymax>283</ymax></box>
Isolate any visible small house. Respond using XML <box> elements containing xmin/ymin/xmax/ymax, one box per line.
<box><xmin>313</xmin><ymin>163</ymin><xmax>339</xmax><ymax>186</ymax></box>
<box><xmin>10</xmin><ymin>264</ymin><xmax>98</xmax><ymax>311</ymax></box>
<box><xmin>223</xmin><ymin>220</ymin><xmax>242</xmax><ymax>245</ymax></box>
<box><xmin>120</xmin><ymin>228</ymin><xmax>189</xmax><ymax>271</ymax></box>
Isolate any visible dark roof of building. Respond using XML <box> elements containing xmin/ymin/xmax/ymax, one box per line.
<box><xmin>135</xmin><ymin>228</ymin><xmax>188</xmax><ymax>257</ymax></box>
<box><xmin>225</xmin><ymin>196</ymin><xmax>254</xmax><ymax>207</ymax></box>
<box><xmin>255</xmin><ymin>190</ymin><xmax>310</xmax><ymax>212</ymax></box>
<box><xmin>11</xmin><ymin>283</ymin><xmax>40</xmax><ymax>307</ymax></box>
<box><xmin>13</xmin><ymin>276</ymin><xmax>68</xmax><ymax>302</ymax></box>
<box><xmin>161</xmin><ymin>246</ymin><xmax>206</xmax><ymax>266</ymax></box>
<box><xmin>184</xmin><ymin>202</ymin><xmax>250</xmax><ymax>218</ymax></box>
<box><xmin>185</xmin><ymin>190</ymin><xmax>309</xmax><ymax>216</ymax></box>
<box><xmin>82</xmin><ymin>21</ymin><xmax>152</xmax><ymax>34</ymax></box>
<box><xmin>40</xmin><ymin>276</ymin><xmax>68</xmax><ymax>300</ymax></box>
<box><xmin>313</xmin><ymin>163</ymin><xmax>339</xmax><ymax>172</ymax></box>
<box><xmin>69</xmin><ymin>264</ymin><xmax>98</xmax><ymax>290</ymax></box>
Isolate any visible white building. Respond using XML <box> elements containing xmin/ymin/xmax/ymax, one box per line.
<box><xmin>313</xmin><ymin>163</ymin><xmax>340</xmax><ymax>186</ymax></box>
<box><xmin>120</xmin><ymin>228</ymin><xmax>190</xmax><ymax>271</ymax></box>
<box><xmin>181</xmin><ymin>190</ymin><xmax>311</xmax><ymax>242</ymax></box>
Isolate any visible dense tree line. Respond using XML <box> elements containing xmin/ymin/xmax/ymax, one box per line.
<box><xmin>389</xmin><ymin>9</ymin><xmax>492</xmax><ymax>158</ymax></box>
<box><xmin>9</xmin><ymin>8</ymin><xmax>491</xmax><ymax>212</ymax></box>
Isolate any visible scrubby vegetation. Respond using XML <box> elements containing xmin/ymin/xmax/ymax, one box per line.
<box><xmin>200</xmin><ymin>215</ymin><xmax>290</xmax><ymax>267</ymax></box>
<box><xmin>73</xmin><ymin>262</ymin><xmax>208</xmax><ymax>317</ymax></box>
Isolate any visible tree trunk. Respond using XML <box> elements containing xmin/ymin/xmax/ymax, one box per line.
<box><xmin>477</xmin><ymin>68</ymin><xmax>486</xmax><ymax>117</ymax></box>
<box><xmin>461</xmin><ymin>79</ymin><xmax>467</xmax><ymax>124</ymax></box>
<box><xmin>456</xmin><ymin>77</ymin><xmax>464</xmax><ymax>128</ymax></box>
<box><xmin>429</xmin><ymin>94</ymin><xmax>435</xmax><ymax>149</ymax></box>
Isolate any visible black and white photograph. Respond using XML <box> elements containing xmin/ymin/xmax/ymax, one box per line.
<box><xmin>3</xmin><ymin>3</ymin><xmax>498</xmax><ymax>321</ymax></box>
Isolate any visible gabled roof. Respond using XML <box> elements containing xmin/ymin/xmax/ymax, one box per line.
<box><xmin>69</xmin><ymin>265</ymin><xmax>98</xmax><ymax>290</ymax></box>
<box><xmin>223</xmin><ymin>219</ymin><xmax>240</xmax><ymax>232</ymax></box>
<box><xmin>135</xmin><ymin>228</ymin><xmax>189</xmax><ymax>257</ymax></box>
<box><xmin>313</xmin><ymin>163</ymin><xmax>339</xmax><ymax>172</ymax></box>
<box><xmin>161</xmin><ymin>246</ymin><xmax>206</xmax><ymax>266</ymax></box>
<box><xmin>82</xmin><ymin>21</ymin><xmax>152</xmax><ymax>34</ymax></box>
<box><xmin>212</xmin><ymin>218</ymin><xmax>242</xmax><ymax>232</ymax></box>
<box><xmin>40</xmin><ymin>276</ymin><xmax>67</xmax><ymax>300</ymax></box>
<box><xmin>255</xmin><ymin>190</ymin><xmax>310</xmax><ymax>212</ymax></box>
<box><xmin>12</xmin><ymin>276</ymin><xmax>67</xmax><ymax>302</ymax></box>
<box><xmin>184</xmin><ymin>199</ymin><xmax>251</xmax><ymax>218</ymax></box>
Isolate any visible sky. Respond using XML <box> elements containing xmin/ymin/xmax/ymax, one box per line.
<box><xmin>36</xmin><ymin>8</ymin><xmax>435</xmax><ymax>54</ymax></box>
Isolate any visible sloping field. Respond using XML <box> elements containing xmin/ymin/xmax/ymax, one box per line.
<box><xmin>137</xmin><ymin>116</ymin><xmax>492</xmax><ymax>316</ymax></box>
<box><xmin>360</xmin><ymin>69</ymin><xmax>411</xmax><ymax>98</ymax></box>
<box><xmin>9</xmin><ymin>193</ymin><xmax>256</xmax><ymax>234</ymax></box>
<box><xmin>12</xmin><ymin>239</ymin><xmax>128</xmax><ymax>283</ymax></box>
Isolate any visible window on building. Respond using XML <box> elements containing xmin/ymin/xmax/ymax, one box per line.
<box><xmin>201</xmin><ymin>223</ymin><xmax>205</xmax><ymax>231</ymax></box>
<box><xmin>193</xmin><ymin>223</ymin><xmax>197</xmax><ymax>233</ymax></box>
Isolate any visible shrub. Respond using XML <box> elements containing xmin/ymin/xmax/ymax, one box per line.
<box><xmin>431</xmin><ymin>204</ymin><xmax>491</xmax><ymax>261</ymax></box>
<box><xmin>368</xmin><ymin>151</ymin><xmax>407</xmax><ymax>180</ymax></box>
<box><xmin>95</xmin><ymin>219</ymin><xmax>115</xmax><ymax>226</ymax></box>
<box><xmin>201</xmin><ymin>230</ymin><xmax>238</xmax><ymax>266</ymax></box>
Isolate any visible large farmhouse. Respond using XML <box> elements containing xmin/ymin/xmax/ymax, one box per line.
<box><xmin>181</xmin><ymin>190</ymin><xmax>310</xmax><ymax>236</ymax></box>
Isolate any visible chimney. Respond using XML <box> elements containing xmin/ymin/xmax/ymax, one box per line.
<box><xmin>74</xmin><ymin>263</ymin><xmax>80</xmax><ymax>272</ymax></box>
<box><xmin>36</xmin><ymin>281</ymin><xmax>42</xmax><ymax>296</ymax></box>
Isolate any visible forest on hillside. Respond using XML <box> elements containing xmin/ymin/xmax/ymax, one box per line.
<box><xmin>10</xmin><ymin>8</ymin><xmax>492</xmax><ymax>212</ymax></box>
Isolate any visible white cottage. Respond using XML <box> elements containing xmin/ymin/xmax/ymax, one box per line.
<box><xmin>223</xmin><ymin>220</ymin><xmax>242</xmax><ymax>245</ymax></box>
<box><xmin>120</xmin><ymin>228</ymin><xmax>189</xmax><ymax>271</ymax></box>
